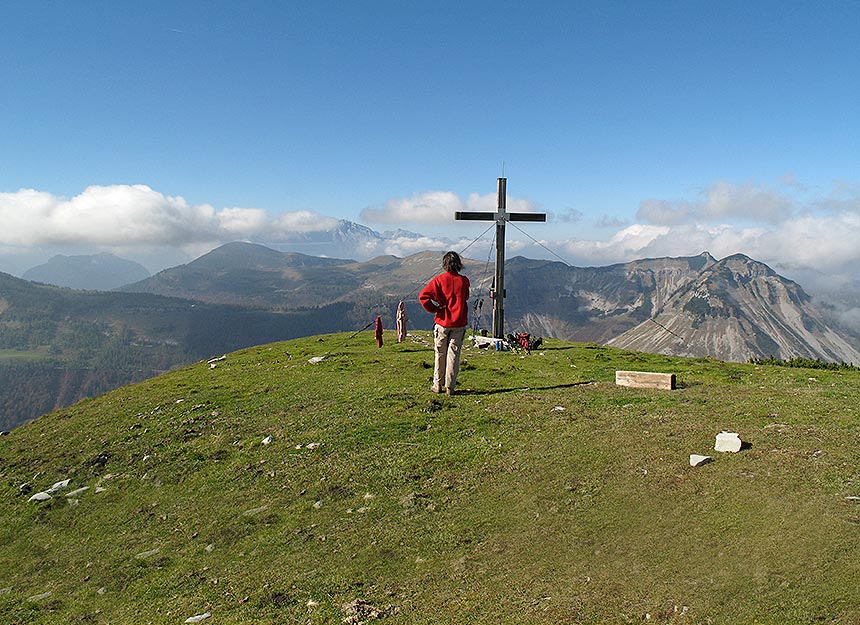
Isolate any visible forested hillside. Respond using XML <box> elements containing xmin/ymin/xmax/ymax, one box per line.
<box><xmin>0</xmin><ymin>272</ymin><xmax>356</xmax><ymax>429</ymax></box>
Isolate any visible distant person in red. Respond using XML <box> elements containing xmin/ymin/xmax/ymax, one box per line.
<box><xmin>375</xmin><ymin>316</ymin><xmax>383</xmax><ymax>347</ymax></box>
<box><xmin>419</xmin><ymin>251</ymin><xmax>470</xmax><ymax>396</ymax></box>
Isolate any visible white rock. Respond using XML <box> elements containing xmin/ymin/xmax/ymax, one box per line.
<box><xmin>27</xmin><ymin>591</ymin><xmax>52</xmax><ymax>602</ymax></box>
<box><xmin>313</xmin><ymin>500</ymin><xmax>323</xmax><ymax>509</ymax></box>
<box><xmin>551</xmin><ymin>406</ymin><xmax>566</xmax><ymax>412</ymax></box>
<box><xmin>715</xmin><ymin>431</ymin><xmax>742</xmax><ymax>453</ymax></box>
<box><xmin>135</xmin><ymin>548</ymin><xmax>161</xmax><ymax>559</ymax></box>
<box><xmin>690</xmin><ymin>454</ymin><xmax>713</xmax><ymax>467</ymax></box>
<box><xmin>243</xmin><ymin>505</ymin><xmax>269</xmax><ymax>516</ymax></box>
<box><xmin>28</xmin><ymin>492</ymin><xmax>52</xmax><ymax>502</ymax></box>
<box><xmin>47</xmin><ymin>479</ymin><xmax>71</xmax><ymax>494</ymax></box>
<box><xmin>185</xmin><ymin>613</ymin><xmax>211</xmax><ymax>623</ymax></box>
<box><xmin>308</xmin><ymin>356</ymin><xmax>326</xmax><ymax>364</ymax></box>
<box><xmin>65</xmin><ymin>486</ymin><xmax>90</xmax><ymax>497</ymax></box>
<box><xmin>262</xmin><ymin>436</ymin><xmax>274</xmax><ymax>445</ymax></box>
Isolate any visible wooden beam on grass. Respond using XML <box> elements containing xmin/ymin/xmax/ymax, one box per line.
<box><xmin>615</xmin><ymin>370</ymin><xmax>676</xmax><ymax>390</ymax></box>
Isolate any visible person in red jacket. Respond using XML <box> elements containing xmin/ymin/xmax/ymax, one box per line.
<box><xmin>419</xmin><ymin>251</ymin><xmax>470</xmax><ymax>396</ymax></box>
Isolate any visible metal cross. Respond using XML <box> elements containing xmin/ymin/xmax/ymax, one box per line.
<box><xmin>455</xmin><ymin>178</ymin><xmax>547</xmax><ymax>338</ymax></box>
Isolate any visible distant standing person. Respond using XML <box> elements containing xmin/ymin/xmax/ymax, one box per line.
<box><xmin>419</xmin><ymin>251</ymin><xmax>470</xmax><ymax>396</ymax></box>
<box><xmin>396</xmin><ymin>300</ymin><xmax>408</xmax><ymax>343</ymax></box>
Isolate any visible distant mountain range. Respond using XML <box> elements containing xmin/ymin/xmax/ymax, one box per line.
<box><xmin>4</xmin><ymin>242</ymin><xmax>859</xmax><ymax>430</ymax></box>
<box><xmin>123</xmin><ymin>242</ymin><xmax>860</xmax><ymax>364</ymax></box>
<box><xmin>23</xmin><ymin>252</ymin><xmax>151</xmax><ymax>290</ymax></box>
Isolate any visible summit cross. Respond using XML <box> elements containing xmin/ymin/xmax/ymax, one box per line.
<box><xmin>455</xmin><ymin>178</ymin><xmax>546</xmax><ymax>338</ymax></box>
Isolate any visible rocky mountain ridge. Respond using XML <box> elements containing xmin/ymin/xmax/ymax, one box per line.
<box><xmin>122</xmin><ymin>243</ymin><xmax>860</xmax><ymax>364</ymax></box>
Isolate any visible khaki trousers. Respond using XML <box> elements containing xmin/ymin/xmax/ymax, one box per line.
<box><xmin>433</xmin><ymin>324</ymin><xmax>467</xmax><ymax>391</ymax></box>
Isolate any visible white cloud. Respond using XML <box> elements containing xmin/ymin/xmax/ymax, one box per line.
<box><xmin>637</xmin><ymin>181</ymin><xmax>795</xmax><ymax>226</ymax></box>
<box><xmin>549</xmin><ymin>207</ymin><xmax>584</xmax><ymax>223</ymax></box>
<box><xmin>0</xmin><ymin>185</ymin><xmax>341</xmax><ymax>249</ymax></box>
<box><xmin>217</xmin><ymin>207</ymin><xmax>269</xmax><ymax>236</ymax></box>
<box><xmin>361</xmin><ymin>190</ymin><xmax>541</xmax><ymax>225</ymax></box>
<box><xmin>361</xmin><ymin>191</ymin><xmax>463</xmax><ymax>224</ymax></box>
<box><xmin>271</xmin><ymin>210</ymin><xmax>339</xmax><ymax>234</ymax></box>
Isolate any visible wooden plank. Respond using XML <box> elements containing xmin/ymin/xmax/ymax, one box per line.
<box><xmin>615</xmin><ymin>370</ymin><xmax>676</xmax><ymax>390</ymax></box>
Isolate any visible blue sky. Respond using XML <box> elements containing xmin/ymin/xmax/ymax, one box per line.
<box><xmin>2</xmin><ymin>1</ymin><xmax>859</xmax><ymax>288</ymax></box>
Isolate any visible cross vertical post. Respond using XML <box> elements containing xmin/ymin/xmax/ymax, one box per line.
<box><xmin>454</xmin><ymin>178</ymin><xmax>547</xmax><ymax>339</ymax></box>
<box><xmin>493</xmin><ymin>177</ymin><xmax>507</xmax><ymax>338</ymax></box>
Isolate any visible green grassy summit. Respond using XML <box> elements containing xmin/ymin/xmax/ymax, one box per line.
<box><xmin>1</xmin><ymin>332</ymin><xmax>859</xmax><ymax>624</ymax></box>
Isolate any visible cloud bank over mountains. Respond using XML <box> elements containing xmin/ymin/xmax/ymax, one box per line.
<box><xmin>1</xmin><ymin>180</ymin><xmax>859</xmax><ymax>297</ymax></box>
<box><xmin>359</xmin><ymin>190</ymin><xmax>540</xmax><ymax>224</ymax></box>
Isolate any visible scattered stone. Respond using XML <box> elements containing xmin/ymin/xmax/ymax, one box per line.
<box><xmin>845</xmin><ymin>496</ymin><xmax>860</xmax><ymax>502</ymax></box>
<box><xmin>92</xmin><ymin>452</ymin><xmax>110</xmax><ymax>467</ymax></box>
<box><xmin>313</xmin><ymin>500</ymin><xmax>323</xmax><ymax>509</ymax></box>
<box><xmin>307</xmin><ymin>599</ymin><xmax>319</xmax><ymax>607</ymax></box>
<box><xmin>715</xmin><ymin>431</ymin><xmax>743</xmax><ymax>453</ymax></box>
<box><xmin>94</xmin><ymin>487</ymin><xmax>107</xmax><ymax>494</ymax></box>
<box><xmin>47</xmin><ymin>479</ymin><xmax>72</xmax><ymax>494</ymax></box>
<box><xmin>362</xmin><ymin>493</ymin><xmax>375</xmax><ymax>500</ymax></box>
<box><xmin>67</xmin><ymin>498</ymin><xmax>80</xmax><ymax>506</ymax></box>
<box><xmin>308</xmin><ymin>356</ymin><xmax>326</xmax><ymax>364</ymax></box>
<box><xmin>341</xmin><ymin>599</ymin><xmax>396</xmax><ymax>624</ymax></box>
<box><xmin>0</xmin><ymin>430</ymin><xmax>9</xmax><ymax>436</ymax></box>
<box><xmin>262</xmin><ymin>436</ymin><xmax>274</xmax><ymax>445</ymax></box>
<box><xmin>28</xmin><ymin>492</ymin><xmax>52</xmax><ymax>503</ymax></box>
<box><xmin>18</xmin><ymin>483</ymin><xmax>32</xmax><ymax>496</ymax></box>
<box><xmin>27</xmin><ymin>591</ymin><xmax>52</xmax><ymax>602</ymax></box>
<box><xmin>207</xmin><ymin>355</ymin><xmax>226</xmax><ymax>364</ymax></box>
<box><xmin>66</xmin><ymin>486</ymin><xmax>90</xmax><ymax>498</ymax></box>
<box><xmin>205</xmin><ymin>544</ymin><xmax>215</xmax><ymax>552</ymax></box>
<box><xmin>306</xmin><ymin>442</ymin><xmax>321</xmax><ymax>450</ymax></box>
<box><xmin>209</xmin><ymin>363</ymin><xmax>218</xmax><ymax>369</ymax></box>
<box><xmin>243</xmin><ymin>504</ymin><xmax>269</xmax><ymax>517</ymax></box>
<box><xmin>185</xmin><ymin>612</ymin><xmax>212</xmax><ymax>623</ymax></box>
<box><xmin>690</xmin><ymin>454</ymin><xmax>713</xmax><ymax>467</ymax></box>
<box><xmin>97</xmin><ymin>587</ymin><xmax>107</xmax><ymax>595</ymax></box>
<box><xmin>135</xmin><ymin>548</ymin><xmax>161</xmax><ymax>559</ymax></box>
<box><xmin>551</xmin><ymin>406</ymin><xmax>566</xmax><ymax>412</ymax></box>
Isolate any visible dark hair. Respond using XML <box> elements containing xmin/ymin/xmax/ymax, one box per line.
<box><xmin>442</xmin><ymin>251</ymin><xmax>462</xmax><ymax>273</ymax></box>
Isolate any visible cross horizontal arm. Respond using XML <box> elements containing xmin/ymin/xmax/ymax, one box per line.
<box><xmin>508</xmin><ymin>213</ymin><xmax>547</xmax><ymax>222</ymax></box>
<box><xmin>454</xmin><ymin>211</ymin><xmax>547</xmax><ymax>222</ymax></box>
<box><xmin>454</xmin><ymin>211</ymin><xmax>496</xmax><ymax>221</ymax></box>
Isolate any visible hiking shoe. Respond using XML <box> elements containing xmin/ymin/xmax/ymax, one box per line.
<box><xmin>430</xmin><ymin>385</ymin><xmax>443</xmax><ymax>394</ymax></box>
<box><xmin>445</xmin><ymin>388</ymin><xmax>455</xmax><ymax>396</ymax></box>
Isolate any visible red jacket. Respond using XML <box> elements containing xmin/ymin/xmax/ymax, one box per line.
<box><xmin>419</xmin><ymin>271</ymin><xmax>470</xmax><ymax>328</ymax></box>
